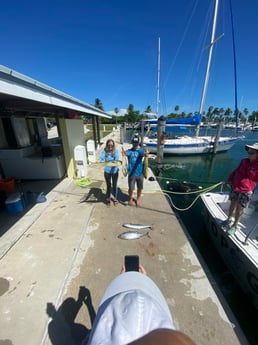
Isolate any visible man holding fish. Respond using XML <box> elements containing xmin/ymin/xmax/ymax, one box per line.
<box><xmin>122</xmin><ymin>135</ymin><xmax>149</xmax><ymax>207</ymax></box>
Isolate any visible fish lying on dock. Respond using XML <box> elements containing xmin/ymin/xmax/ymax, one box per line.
<box><xmin>122</xmin><ymin>223</ymin><xmax>153</xmax><ymax>230</ymax></box>
<box><xmin>118</xmin><ymin>231</ymin><xmax>150</xmax><ymax>240</ymax></box>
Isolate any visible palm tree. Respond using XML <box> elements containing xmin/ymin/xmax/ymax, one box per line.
<box><xmin>94</xmin><ymin>98</ymin><xmax>104</xmax><ymax>110</ymax></box>
<box><xmin>207</xmin><ymin>106</ymin><xmax>214</xmax><ymax>124</ymax></box>
<box><xmin>224</xmin><ymin>107</ymin><xmax>232</xmax><ymax>116</ymax></box>
<box><xmin>219</xmin><ymin>108</ymin><xmax>224</xmax><ymax>117</ymax></box>
<box><xmin>127</xmin><ymin>104</ymin><xmax>140</xmax><ymax>123</ymax></box>
<box><xmin>145</xmin><ymin>105</ymin><xmax>152</xmax><ymax>113</ymax></box>
<box><xmin>114</xmin><ymin>107</ymin><xmax>119</xmax><ymax>125</ymax></box>
<box><xmin>208</xmin><ymin>106</ymin><xmax>213</xmax><ymax>114</ymax></box>
<box><xmin>212</xmin><ymin>107</ymin><xmax>220</xmax><ymax>117</ymax></box>
<box><xmin>174</xmin><ymin>105</ymin><xmax>180</xmax><ymax>113</ymax></box>
<box><xmin>224</xmin><ymin>108</ymin><xmax>232</xmax><ymax>124</ymax></box>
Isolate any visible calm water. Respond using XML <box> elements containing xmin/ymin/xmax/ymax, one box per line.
<box><xmin>146</xmin><ymin>128</ymin><xmax>258</xmax><ymax>345</ymax></box>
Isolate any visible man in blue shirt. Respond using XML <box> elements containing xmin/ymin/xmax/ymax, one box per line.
<box><xmin>122</xmin><ymin>136</ymin><xmax>148</xmax><ymax>207</ymax></box>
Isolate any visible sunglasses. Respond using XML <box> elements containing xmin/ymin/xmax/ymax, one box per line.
<box><xmin>248</xmin><ymin>151</ymin><xmax>256</xmax><ymax>155</ymax></box>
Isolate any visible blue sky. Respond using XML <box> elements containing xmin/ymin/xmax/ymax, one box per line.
<box><xmin>1</xmin><ymin>0</ymin><xmax>258</xmax><ymax>116</ymax></box>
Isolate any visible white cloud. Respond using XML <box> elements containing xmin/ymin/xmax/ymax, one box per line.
<box><xmin>107</xmin><ymin>108</ymin><xmax>127</xmax><ymax>116</ymax></box>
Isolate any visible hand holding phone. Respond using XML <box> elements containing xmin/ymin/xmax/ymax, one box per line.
<box><xmin>124</xmin><ymin>255</ymin><xmax>139</xmax><ymax>272</ymax></box>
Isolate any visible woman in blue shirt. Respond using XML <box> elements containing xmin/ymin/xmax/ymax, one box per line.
<box><xmin>99</xmin><ymin>139</ymin><xmax>119</xmax><ymax>207</ymax></box>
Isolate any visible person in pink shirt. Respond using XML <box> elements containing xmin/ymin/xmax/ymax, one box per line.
<box><xmin>223</xmin><ymin>143</ymin><xmax>258</xmax><ymax>235</ymax></box>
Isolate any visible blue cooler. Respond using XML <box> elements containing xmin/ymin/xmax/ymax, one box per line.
<box><xmin>5</xmin><ymin>193</ymin><xmax>24</xmax><ymax>215</ymax></box>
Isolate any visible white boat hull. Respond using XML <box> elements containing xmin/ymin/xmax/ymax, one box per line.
<box><xmin>201</xmin><ymin>191</ymin><xmax>258</xmax><ymax>309</ymax></box>
<box><xmin>143</xmin><ymin>136</ymin><xmax>240</xmax><ymax>155</ymax></box>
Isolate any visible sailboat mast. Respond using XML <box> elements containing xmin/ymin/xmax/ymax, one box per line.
<box><xmin>156</xmin><ymin>37</ymin><xmax>161</xmax><ymax>116</ymax></box>
<box><xmin>199</xmin><ymin>0</ymin><xmax>219</xmax><ymax>115</ymax></box>
<box><xmin>229</xmin><ymin>0</ymin><xmax>238</xmax><ymax>131</ymax></box>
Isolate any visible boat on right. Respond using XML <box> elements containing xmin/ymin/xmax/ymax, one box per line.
<box><xmin>200</xmin><ymin>189</ymin><xmax>258</xmax><ymax>309</ymax></box>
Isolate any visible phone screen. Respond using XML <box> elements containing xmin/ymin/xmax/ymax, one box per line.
<box><xmin>125</xmin><ymin>255</ymin><xmax>139</xmax><ymax>272</ymax></box>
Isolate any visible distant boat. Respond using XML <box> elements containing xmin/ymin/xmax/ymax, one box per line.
<box><xmin>143</xmin><ymin>0</ymin><xmax>240</xmax><ymax>155</ymax></box>
<box><xmin>144</xmin><ymin>135</ymin><xmax>239</xmax><ymax>155</ymax></box>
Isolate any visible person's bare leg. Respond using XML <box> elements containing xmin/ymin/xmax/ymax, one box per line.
<box><xmin>136</xmin><ymin>188</ymin><xmax>142</xmax><ymax>207</ymax></box>
<box><xmin>232</xmin><ymin>204</ymin><xmax>244</xmax><ymax>227</ymax></box>
<box><xmin>128</xmin><ymin>189</ymin><xmax>134</xmax><ymax>206</ymax></box>
<box><xmin>227</xmin><ymin>200</ymin><xmax>237</xmax><ymax>221</ymax></box>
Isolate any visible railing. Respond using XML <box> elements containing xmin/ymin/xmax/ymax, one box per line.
<box><xmin>244</xmin><ymin>223</ymin><xmax>258</xmax><ymax>245</ymax></box>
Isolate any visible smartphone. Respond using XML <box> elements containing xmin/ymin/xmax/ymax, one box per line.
<box><xmin>124</xmin><ymin>255</ymin><xmax>139</xmax><ymax>272</ymax></box>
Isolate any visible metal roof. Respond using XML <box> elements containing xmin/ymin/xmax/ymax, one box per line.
<box><xmin>0</xmin><ymin>65</ymin><xmax>111</xmax><ymax>119</ymax></box>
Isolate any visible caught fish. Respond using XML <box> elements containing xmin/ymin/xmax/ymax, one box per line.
<box><xmin>94</xmin><ymin>160</ymin><xmax>122</xmax><ymax>168</ymax></box>
<box><xmin>143</xmin><ymin>151</ymin><xmax>148</xmax><ymax>179</ymax></box>
<box><xmin>122</xmin><ymin>223</ymin><xmax>153</xmax><ymax>230</ymax></box>
<box><xmin>105</xmin><ymin>160</ymin><xmax>122</xmax><ymax>167</ymax></box>
<box><xmin>122</xmin><ymin>155</ymin><xmax>128</xmax><ymax>177</ymax></box>
<box><xmin>118</xmin><ymin>230</ymin><xmax>150</xmax><ymax>240</ymax></box>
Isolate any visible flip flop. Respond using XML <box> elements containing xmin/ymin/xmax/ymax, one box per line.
<box><xmin>113</xmin><ymin>199</ymin><xmax>119</xmax><ymax>207</ymax></box>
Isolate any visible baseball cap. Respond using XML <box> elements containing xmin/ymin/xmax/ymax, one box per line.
<box><xmin>131</xmin><ymin>136</ymin><xmax>140</xmax><ymax>145</ymax></box>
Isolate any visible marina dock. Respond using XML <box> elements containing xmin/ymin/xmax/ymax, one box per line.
<box><xmin>0</xmin><ymin>128</ymin><xmax>249</xmax><ymax>345</ymax></box>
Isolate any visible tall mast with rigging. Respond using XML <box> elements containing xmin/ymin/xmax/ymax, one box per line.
<box><xmin>199</xmin><ymin>0</ymin><xmax>219</xmax><ymax>115</ymax></box>
<box><xmin>229</xmin><ymin>0</ymin><xmax>239</xmax><ymax>132</ymax></box>
<box><xmin>156</xmin><ymin>37</ymin><xmax>161</xmax><ymax>117</ymax></box>
<box><xmin>196</xmin><ymin>0</ymin><xmax>219</xmax><ymax>136</ymax></box>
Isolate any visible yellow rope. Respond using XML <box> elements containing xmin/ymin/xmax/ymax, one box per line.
<box><xmin>162</xmin><ymin>181</ymin><xmax>223</xmax><ymax>212</ymax></box>
<box><xmin>161</xmin><ymin>181</ymin><xmax>222</xmax><ymax>195</ymax></box>
<box><xmin>76</xmin><ymin>163</ymin><xmax>223</xmax><ymax>212</ymax></box>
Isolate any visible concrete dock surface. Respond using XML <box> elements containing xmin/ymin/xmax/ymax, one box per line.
<box><xmin>0</xmin><ymin>129</ymin><xmax>249</xmax><ymax>345</ymax></box>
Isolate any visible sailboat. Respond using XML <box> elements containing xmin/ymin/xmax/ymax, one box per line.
<box><xmin>143</xmin><ymin>0</ymin><xmax>240</xmax><ymax>155</ymax></box>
